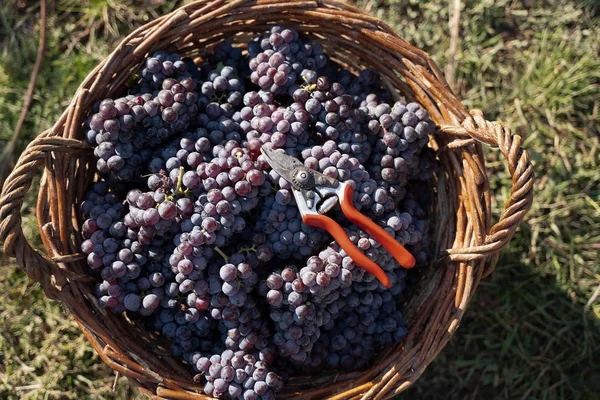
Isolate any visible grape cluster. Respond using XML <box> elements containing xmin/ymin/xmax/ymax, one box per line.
<box><xmin>237</xmin><ymin>90</ymin><xmax>312</xmax><ymax>156</ymax></box>
<box><xmin>195</xmin><ymin>348</ymin><xmax>283</xmax><ymax>399</ymax></box>
<box><xmin>86</xmin><ymin>74</ymin><xmax>199</xmax><ymax>183</ymax></box>
<box><xmin>199</xmin><ymin>66</ymin><xmax>245</xmax><ymax>107</ymax></box>
<box><xmin>366</xmin><ymin>99</ymin><xmax>434</xmax><ymax>186</ymax></box>
<box><xmin>256</xmin><ymin>227</ymin><xmax>415</xmax><ymax>371</ymax></box>
<box><xmin>139</xmin><ymin>51</ymin><xmax>191</xmax><ymax>92</ymax></box>
<box><xmin>207</xmin><ymin>40</ymin><xmax>248</xmax><ymax>77</ymax></box>
<box><xmin>81</xmin><ymin>25</ymin><xmax>437</xmax><ymax>399</ymax></box>
<box><xmin>255</xmin><ymin>196</ymin><xmax>325</xmax><ymax>260</ymax></box>
<box><xmin>150</xmin><ymin>307</ymin><xmax>219</xmax><ymax>362</ymax></box>
<box><xmin>315</xmin><ymin>270</ymin><xmax>409</xmax><ymax>370</ymax></box>
<box><xmin>248</xmin><ymin>26</ymin><xmax>327</xmax><ymax>95</ymax></box>
<box><xmin>262</xmin><ymin>266</ymin><xmax>323</xmax><ymax>364</ymax></box>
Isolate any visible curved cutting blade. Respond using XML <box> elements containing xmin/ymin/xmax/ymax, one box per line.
<box><xmin>260</xmin><ymin>147</ymin><xmax>304</xmax><ymax>184</ymax></box>
<box><xmin>261</xmin><ymin>147</ymin><xmax>340</xmax><ymax>190</ymax></box>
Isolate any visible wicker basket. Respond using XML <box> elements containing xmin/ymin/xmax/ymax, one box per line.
<box><xmin>0</xmin><ymin>0</ymin><xmax>534</xmax><ymax>398</ymax></box>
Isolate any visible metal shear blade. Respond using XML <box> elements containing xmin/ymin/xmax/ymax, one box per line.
<box><xmin>261</xmin><ymin>148</ymin><xmax>339</xmax><ymax>192</ymax></box>
<box><xmin>260</xmin><ymin>147</ymin><xmax>305</xmax><ymax>186</ymax></box>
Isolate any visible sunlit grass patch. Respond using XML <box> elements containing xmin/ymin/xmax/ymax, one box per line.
<box><xmin>0</xmin><ymin>263</ymin><xmax>140</xmax><ymax>399</ymax></box>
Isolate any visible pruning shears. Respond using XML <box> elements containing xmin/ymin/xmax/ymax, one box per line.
<box><xmin>261</xmin><ymin>148</ymin><xmax>416</xmax><ymax>288</ymax></box>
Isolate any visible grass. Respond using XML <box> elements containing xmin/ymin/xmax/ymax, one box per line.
<box><xmin>1</xmin><ymin>0</ymin><xmax>599</xmax><ymax>398</ymax></box>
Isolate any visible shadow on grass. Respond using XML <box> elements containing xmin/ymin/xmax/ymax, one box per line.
<box><xmin>405</xmin><ymin>256</ymin><xmax>600</xmax><ymax>400</ymax></box>
<box><xmin>0</xmin><ymin>259</ymin><xmax>140</xmax><ymax>399</ymax></box>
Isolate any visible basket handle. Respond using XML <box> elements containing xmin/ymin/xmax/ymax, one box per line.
<box><xmin>440</xmin><ymin>109</ymin><xmax>534</xmax><ymax>265</ymax></box>
<box><xmin>0</xmin><ymin>133</ymin><xmax>88</xmax><ymax>299</ymax></box>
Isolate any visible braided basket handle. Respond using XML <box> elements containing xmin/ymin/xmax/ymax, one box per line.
<box><xmin>441</xmin><ymin>109</ymin><xmax>534</xmax><ymax>264</ymax></box>
<box><xmin>0</xmin><ymin>134</ymin><xmax>88</xmax><ymax>299</ymax></box>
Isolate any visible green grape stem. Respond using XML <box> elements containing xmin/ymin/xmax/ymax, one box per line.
<box><xmin>214</xmin><ymin>246</ymin><xmax>230</xmax><ymax>263</ymax></box>
<box><xmin>166</xmin><ymin>167</ymin><xmax>190</xmax><ymax>201</ymax></box>
<box><xmin>238</xmin><ymin>245</ymin><xmax>258</xmax><ymax>255</ymax></box>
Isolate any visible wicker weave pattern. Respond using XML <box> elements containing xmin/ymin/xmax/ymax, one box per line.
<box><xmin>0</xmin><ymin>1</ymin><xmax>533</xmax><ymax>399</ymax></box>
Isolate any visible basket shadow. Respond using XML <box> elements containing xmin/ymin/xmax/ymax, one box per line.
<box><xmin>402</xmin><ymin>257</ymin><xmax>600</xmax><ymax>400</ymax></box>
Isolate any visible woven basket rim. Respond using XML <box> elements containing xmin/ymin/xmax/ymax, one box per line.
<box><xmin>0</xmin><ymin>1</ymin><xmax>534</xmax><ymax>399</ymax></box>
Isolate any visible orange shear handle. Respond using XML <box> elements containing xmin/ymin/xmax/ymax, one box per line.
<box><xmin>339</xmin><ymin>184</ymin><xmax>416</xmax><ymax>269</ymax></box>
<box><xmin>302</xmin><ymin>213</ymin><xmax>392</xmax><ymax>288</ymax></box>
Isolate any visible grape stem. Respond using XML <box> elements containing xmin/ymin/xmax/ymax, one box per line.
<box><xmin>127</xmin><ymin>72</ymin><xmax>141</xmax><ymax>88</ymax></box>
<box><xmin>211</xmin><ymin>93</ymin><xmax>227</xmax><ymax>103</ymax></box>
<box><xmin>300</xmin><ymin>75</ymin><xmax>317</xmax><ymax>92</ymax></box>
<box><xmin>214</xmin><ymin>246</ymin><xmax>230</xmax><ymax>263</ymax></box>
<box><xmin>238</xmin><ymin>245</ymin><xmax>257</xmax><ymax>254</ymax></box>
<box><xmin>166</xmin><ymin>167</ymin><xmax>190</xmax><ymax>201</ymax></box>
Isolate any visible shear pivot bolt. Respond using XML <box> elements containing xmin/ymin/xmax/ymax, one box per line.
<box><xmin>292</xmin><ymin>168</ymin><xmax>314</xmax><ymax>189</ymax></box>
